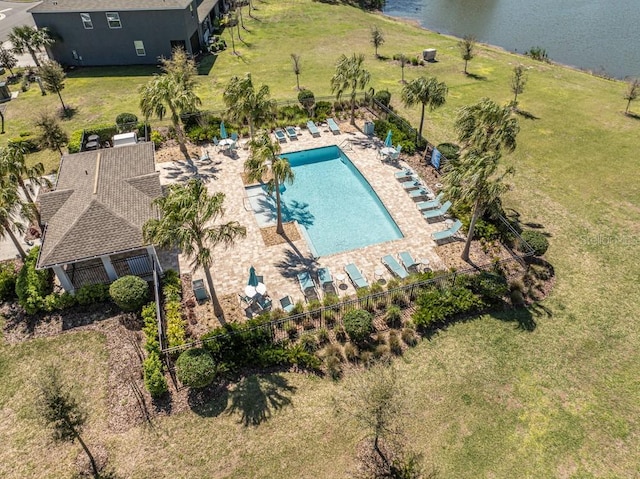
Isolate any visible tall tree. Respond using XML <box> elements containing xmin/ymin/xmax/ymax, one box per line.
<box><xmin>624</xmin><ymin>78</ymin><xmax>639</xmax><ymax>115</ymax></box>
<box><xmin>370</xmin><ymin>25</ymin><xmax>385</xmax><ymax>58</ymax></box>
<box><xmin>38</xmin><ymin>60</ymin><xmax>68</xmax><ymax>114</ymax></box>
<box><xmin>34</xmin><ymin>111</ymin><xmax>69</xmax><ymax>156</ymax></box>
<box><xmin>246</xmin><ymin>132</ymin><xmax>295</xmax><ymax>235</ymax></box>
<box><xmin>37</xmin><ymin>365</ymin><xmax>99</xmax><ymax>478</ymax></box>
<box><xmin>223</xmin><ymin>73</ymin><xmax>276</xmax><ymax>140</ymax></box>
<box><xmin>445</xmin><ymin>98</ymin><xmax>520</xmax><ymax>262</ymax></box>
<box><xmin>291</xmin><ymin>53</ymin><xmax>302</xmax><ymax>90</ymax></box>
<box><xmin>401</xmin><ymin>76</ymin><xmax>447</xmax><ymax>144</ymax></box>
<box><xmin>330</xmin><ymin>53</ymin><xmax>371</xmax><ymax>126</ymax></box>
<box><xmin>143</xmin><ymin>179</ymin><xmax>246</xmax><ymax>318</ymax></box>
<box><xmin>0</xmin><ymin>143</ymin><xmax>50</xmax><ymax>226</ymax></box>
<box><xmin>398</xmin><ymin>53</ymin><xmax>408</xmax><ymax>84</ymax></box>
<box><xmin>458</xmin><ymin>35</ymin><xmax>476</xmax><ymax>75</ymax></box>
<box><xmin>8</xmin><ymin>25</ymin><xmax>54</xmax><ymax>67</ymax></box>
<box><xmin>0</xmin><ymin>178</ymin><xmax>28</xmax><ymax>259</ymax></box>
<box><xmin>139</xmin><ymin>49</ymin><xmax>201</xmax><ymax>160</ymax></box>
<box><xmin>510</xmin><ymin>64</ymin><xmax>528</xmax><ymax>109</ymax></box>
<box><xmin>0</xmin><ymin>46</ymin><xmax>18</xmax><ymax>75</ymax></box>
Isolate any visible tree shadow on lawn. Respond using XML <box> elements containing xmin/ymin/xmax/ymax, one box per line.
<box><xmin>515</xmin><ymin>109</ymin><xmax>540</xmax><ymax>120</ymax></box>
<box><xmin>226</xmin><ymin>373</ymin><xmax>297</xmax><ymax>427</ymax></box>
<box><xmin>66</xmin><ymin>65</ymin><xmax>159</xmax><ymax>78</ymax></box>
<box><xmin>275</xmin><ymin>248</ymin><xmax>318</xmax><ymax>279</ymax></box>
<box><xmin>465</xmin><ymin>72</ymin><xmax>488</xmax><ymax>81</ymax></box>
<box><xmin>188</xmin><ymin>382</ymin><xmax>230</xmax><ymax>417</ymax></box>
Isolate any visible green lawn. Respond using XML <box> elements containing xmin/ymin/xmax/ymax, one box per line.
<box><xmin>1</xmin><ymin>1</ymin><xmax>639</xmax><ymax>477</ymax></box>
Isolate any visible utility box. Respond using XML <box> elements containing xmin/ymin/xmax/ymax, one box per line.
<box><xmin>363</xmin><ymin>120</ymin><xmax>374</xmax><ymax>136</ymax></box>
<box><xmin>0</xmin><ymin>82</ymin><xmax>11</xmax><ymax>103</ymax></box>
<box><xmin>422</xmin><ymin>49</ymin><xmax>437</xmax><ymax>62</ymax></box>
<box><xmin>113</xmin><ymin>132</ymin><xmax>138</xmax><ymax>147</ymax></box>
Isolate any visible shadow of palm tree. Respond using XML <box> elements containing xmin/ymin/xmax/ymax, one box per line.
<box><xmin>465</xmin><ymin>72</ymin><xmax>487</xmax><ymax>81</ymax></box>
<box><xmin>275</xmin><ymin>248</ymin><xmax>318</xmax><ymax>278</ymax></box>
<box><xmin>515</xmin><ymin>109</ymin><xmax>540</xmax><ymax>120</ymax></box>
<box><xmin>226</xmin><ymin>374</ymin><xmax>296</xmax><ymax>426</ymax></box>
<box><xmin>188</xmin><ymin>383</ymin><xmax>229</xmax><ymax>417</ymax></box>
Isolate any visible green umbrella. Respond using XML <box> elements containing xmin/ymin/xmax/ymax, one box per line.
<box><xmin>247</xmin><ymin>266</ymin><xmax>258</xmax><ymax>287</ymax></box>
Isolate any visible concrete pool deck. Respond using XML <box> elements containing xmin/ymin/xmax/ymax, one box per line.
<box><xmin>156</xmin><ymin>122</ymin><xmax>452</xmax><ymax>313</ymax></box>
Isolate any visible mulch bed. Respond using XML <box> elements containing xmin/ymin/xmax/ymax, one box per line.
<box><xmin>260</xmin><ymin>222</ymin><xmax>301</xmax><ymax>246</ymax></box>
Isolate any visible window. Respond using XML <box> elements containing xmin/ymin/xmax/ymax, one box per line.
<box><xmin>134</xmin><ymin>41</ymin><xmax>146</xmax><ymax>57</ymax></box>
<box><xmin>80</xmin><ymin>13</ymin><xmax>93</xmax><ymax>29</ymax></box>
<box><xmin>106</xmin><ymin>12</ymin><xmax>121</xmax><ymax>29</ymax></box>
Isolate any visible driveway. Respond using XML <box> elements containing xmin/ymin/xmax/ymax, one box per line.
<box><xmin>0</xmin><ymin>1</ymin><xmax>36</xmax><ymax>42</ymax></box>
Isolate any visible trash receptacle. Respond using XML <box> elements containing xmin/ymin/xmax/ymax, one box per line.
<box><xmin>422</xmin><ymin>49</ymin><xmax>437</xmax><ymax>62</ymax></box>
<box><xmin>364</xmin><ymin>120</ymin><xmax>374</xmax><ymax>136</ymax></box>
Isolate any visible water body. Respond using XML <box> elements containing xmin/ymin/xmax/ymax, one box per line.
<box><xmin>383</xmin><ymin>0</ymin><xmax>639</xmax><ymax>79</ymax></box>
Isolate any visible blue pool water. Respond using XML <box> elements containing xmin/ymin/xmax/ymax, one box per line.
<box><xmin>246</xmin><ymin>145</ymin><xmax>403</xmax><ymax>257</ymax></box>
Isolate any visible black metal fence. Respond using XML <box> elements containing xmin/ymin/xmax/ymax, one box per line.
<box><xmin>162</xmin><ymin>217</ymin><xmax>533</xmax><ymax>356</ymax></box>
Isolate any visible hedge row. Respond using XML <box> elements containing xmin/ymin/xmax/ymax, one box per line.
<box><xmin>162</xmin><ymin>270</ymin><xmax>186</xmax><ymax>350</ymax></box>
<box><xmin>15</xmin><ymin>247</ymin><xmax>53</xmax><ymax>314</ymax></box>
<box><xmin>141</xmin><ymin>301</ymin><xmax>168</xmax><ymax>397</ymax></box>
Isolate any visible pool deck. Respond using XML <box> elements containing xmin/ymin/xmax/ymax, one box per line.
<box><xmin>156</xmin><ymin>123</ymin><xmax>452</xmax><ymax>314</ymax></box>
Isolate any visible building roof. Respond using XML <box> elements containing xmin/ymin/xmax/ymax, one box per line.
<box><xmin>37</xmin><ymin>142</ymin><xmax>162</xmax><ymax>268</ymax></box>
<box><xmin>30</xmin><ymin>0</ymin><xmax>192</xmax><ymax>14</ymax></box>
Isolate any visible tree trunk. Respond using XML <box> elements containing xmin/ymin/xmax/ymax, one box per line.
<box><xmin>56</xmin><ymin>89</ymin><xmax>67</xmax><ymax>114</ymax></box>
<box><xmin>3</xmin><ymin>220</ymin><xmax>26</xmax><ymax>259</ymax></box>
<box><xmin>204</xmin><ymin>266</ymin><xmax>224</xmax><ymax>320</ymax></box>
<box><xmin>237</xmin><ymin>13</ymin><xmax>243</xmax><ymax>42</ymax></box>
<box><xmin>373</xmin><ymin>435</ymin><xmax>391</xmax><ymax>470</ymax></box>
<box><xmin>230</xmin><ymin>25</ymin><xmax>236</xmax><ymax>54</ymax></box>
<box><xmin>626</xmin><ymin>98</ymin><xmax>632</xmax><ymax>114</ymax></box>
<box><xmin>275</xmin><ymin>177</ymin><xmax>284</xmax><ymax>235</ymax></box>
<box><xmin>75</xmin><ymin>433</ymin><xmax>99</xmax><ymax>478</ymax></box>
<box><xmin>417</xmin><ymin>103</ymin><xmax>426</xmax><ymax>144</ymax></box>
<box><xmin>350</xmin><ymin>94</ymin><xmax>356</xmax><ymax>126</ymax></box>
<box><xmin>171</xmin><ymin>110</ymin><xmax>190</xmax><ymax>160</ymax></box>
<box><xmin>462</xmin><ymin>200</ymin><xmax>482</xmax><ymax>262</ymax></box>
<box><xmin>248</xmin><ymin>117</ymin><xmax>255</xmax><ymax>141</ymax></box>
<box><xmin>401</xmin><ymin>66</ymin><xmax>405</xmax><ymax>84</ymax></box>
<box><xmin>295</xmin><ymin>74</ymin><xmax>300</xmax><ymax>91</ymax></box>
<box><xmin>18</xmin><ymin>178</ymin><xmax>41</xmax><ymax>226</ymax></box>
<box><xmin>28</xmin><ymin>46</ymin><xmax>40</xmax><ymax>67</ymax></box>
<box><xmin>464</xmin><ymin>59</ymin><xmax>468</xmax><ymax>74</ymax></box>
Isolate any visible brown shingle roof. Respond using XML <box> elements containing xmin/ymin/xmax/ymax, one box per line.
<box><xmin>37</xmin><ymin>142</ymin><xmax>162</xmax><ymax>268</ymax></box>
<box><xmin>30</xmin><ymin>0</ymin><xmax>191</xmax><ymax>14</ymax></box>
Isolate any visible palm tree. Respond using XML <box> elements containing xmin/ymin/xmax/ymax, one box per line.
<box><xmin>0</xmin><ymin>143</ymin><xmax>51</xmax><ymax>226</ymax></box>
<box><xmin>370</xmin><ymin>25</ymin><xmax>384</xmax><ymax>58</ymax></box>
<box><xmin>443</xmin><ymin>152</ymin><xmax>514</xmax><ymax>262</ymax></box>
<box><xmin>143</xmin><ymin>179</ymin><xmax>246</xmax><ymax>319</ymax></box>
<box><xmin>454</xmin><ymin>97</ymin><xmax>519</xmax><ymax>156</ymax></box>
<box><xmin>444</xmin><ymin>98</ymin><xmax>520</xmax><ymax>262</ymax></box>
<box><xmin>291</xmin><ymin>53</ymin><xmax>302</xmax><ymax>90</ymax></box>
<box><xmin>401</xmin><ymin>76</ymin><xmax>447</xmax><ymax>144</ymax></box>
<box><xmin>8</xmin><ymin>25</ymin><xmax>54</xmax><ymax>67</ymax></box>
<box><xmin>139</xmin><ymin>73</ymin><xmax>201</xmax><ymax>160</ymax></box>
<box><xmin>330</xmin><ymin>53</ymin><xmax>371</xmax><ymax>126</ymax></box>
<box><xmin>246</xmin><ymin>132</ymin><xmax>295</xmax><ymax>235</ymax></box>
<box><xmin>223</xmin><ymin>73</ymin><xmax>276</xmax><ymax>141</ymax></box>
<box><xmin>0</xmin><ymin>178</ymin><xmax>28</xmax><ymax>259</ymax></box>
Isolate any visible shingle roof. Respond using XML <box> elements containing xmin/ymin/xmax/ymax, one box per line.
<box><xmin>37</xmin><ymin>142</ymin><xmax>162</xmax><ymax>268</ymax></box>
<box><xmin>30</xmin><ymin>0</ymin><xmax>191</xmax><ymax>14</ymax></box>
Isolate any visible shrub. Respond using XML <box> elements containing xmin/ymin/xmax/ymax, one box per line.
<box><xmin>314</xmin><ymin>100</ymin><xmax>333</xmax><ymax>120</ymax></box>
<box><xmin>298</xmin><ymin>89</ymin><xmax>315</xmax><ymax>115</ymax></box>
<box><xmin>388</xmin><ymin>331</ymin><xmax>403</xmax><ymax>355</ymax></box>
<box><xmin>84</xmin><ymin>123</ymin><xmax>118</xmax><ymax>144</ymax></box>
<box><xmin>401</xmin><ymin>327</ymin><xmax>418</xmax><ymax>346</ymax></box>
<box><xmin>510</xmin><ymin>289</ymin><xmax>526</xmax><ymax>307</ymax></box>
<box><xmin>323</xmin><ymin>343</ymin><xmax>344</xmax><ymax>361</ymax></box>
<box><xmin>115</xmin><ymin>112</ymin><xmax>138</xmax><ymax>132</ymax></box>
<box><xmin>316</xmin><ymin>328</ymin><xmax>330</xmax><ymax>345</ymax></box>
<box><xmin>143</xmin><ymin>352</ymin><xmax>168</xmax><ymax>397</ymax></box>
<box><xmin>176</xmin><ymin>348</ymin><xmax>217</xmax><ymax>388</ymax></box>
<box><xmin>67</xmin><ymin>129</ymin><xmax>84</xmax><ymax>153</ymax></box>
<box><xmin>0</xmin><ymin>262</ymin><xmax>18</xmax><ymax>301</ymax></box>
<box><xmin>141</xmin><ymin>302</ymin><xmax>160</xmax><ymax>355</ymax></box>
<box><xmin>16</xmin><ymin>247</ymin><xmax>52</xmax><ymax>314</ymax></box>
<box><xmin>521</xmin><ymin>230</ymin><xmax>549</xmax><ymax>256</ymax></box>
<box><xmin>385</xmin><ymin>305</ymin><xmax>402</xmax><ymax>328</ymax></box>
<box><xmin>165</xmin><ymin>300</ymin><xmax>186</xmax><ymax>349</ymax></box>
<box><xmin>468</xmin><ymin>272</ymin><xmax>509</xmax><ymax>302</ymax></box>
<box><xmin>8</xmin><ymin>135</ymin><xmax>39</xmax><ymax>153</ymax></box>
<box><xmin>373</xmin><ymin>343</ymin><xmax>391</xmax><ymax>362</ymax></box>
<box><xmin>334</xmin><ymin>325</ymin><xmax>347</xmax><ymax>342</ymax></box>
<box><xmin>436</xmin><ymin>142</ymin><xmax>460</xmax><ymax>161</ymax></box>
<box><xmin>75</xmin><ymin>283</ymin><xmax>110</xmax><ymax>306</ymax></box>
<box><xmin>109</xmin><ymin>275</ymin><xmax>149</xmax><ymax>312</ymax></box>
<box><xmin>162</xmin><ymin>269</ymin><xmax>182</xmax><ymax>302</ymax></box>
<box><xmin>413</xmin><ymin>286</ymin><xmax>484</xmax><ymax>328</ymax></box>
<box><xmin>526</xmin><ymin>46</ymin><xmax>549</xmax><ymax>62</ymax></box>
<box><xmin>150</xmin><ymin>130</ymin><xmax>165</xmax><ymax>149</ymax></box>
<box><xmin>299</xmin><ymin>333</ymin><xmax>318</xmax><ymax>353</ymax></box>
<box><xmin>373</xmin><ymin>89</ymin><xmax>391</xmax><ymax>107</ymax></box>
<box><xmin>343</xmin><ymin>342</ymin><xmax>359</xmax><ymax>362</ymax></box>
<box><xmin>343</xmin><ymin>309</ymin><xmax>373</xmax><ymax>344</ymax></box>
<box><xmin>285</xmin><ymin>322</ymin><xmax>298</xmax><ymax>340</ymax></box>
<box><xmin>325</xmin><ymin>355</ymin><xmax>342</xmax><ymax>380</ymax></box>
<box><xmin>43</xmin><ymin>292</ymin><xmax>77</xmax><ymax>312</ymax></box>
<box><xmin>410</xmin><ymin>57</ymin><xmax>419</xmax><ymax>66</ymax></box>
<box><xmin>291</xmin><ymin>300</ymin><xmax>305</xmax><ymax>316</ymax></box>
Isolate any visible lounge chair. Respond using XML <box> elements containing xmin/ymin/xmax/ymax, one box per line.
<box><xmin>345</xmin><ymin>263</ymin><xmax>369</xmax><ymax>289</ymax></box>
<box><xmin>416</xmin><ymin>192</ymin><xmax>445</xmax><ymax>211</ymax></box>
<box><xmin>317</xmin><ymin>267</ymin><xmax>335</xmax><ymax>293</ymax></box>
<box><xmin>381</xmin><ymin>254</ymin><xmax>409</xmax><ymax>279</ymax></box>
<box><xmin>231</xmin><ymin>132</ymin><xmax>239</xmax><ymax>141</ymax></box>
<box><xmin>327</xmin><ymin>118</ymin><xmax>340</xmax><ymax>134</ymax></box>
<box><xmin>408</xmin><ymin>188</ymin><xmax>431</xmax><ymax>199</ymax></box>
<box><xmin>274</xmin><ymin>128</ymin><xmax>287</xmax><ymax>143</ymax></box>
<box><xmin>199</xmin><ymin>148</ymin><xmax>210</xmax><ymax>161</ymax></box>
<box><xmin>297</xmin><ymin>271</ymin><xmax>318</xmax><ymax>301</ymax></box>
<box><xmin>212</xmin><ymin>136</ymin><xmax>220</xmax><ymax>151</ymax></box>
<box><xmin>192</xmin><ymin>279</ymin><xmax>209</xmax><ymax>302</ymax></box>
<box><xmin>394</xmin><ymin>168</ymin><xmax>415</xmax><ymax>180</ymax></box>
<box><xmin>255</xmin><ymin>294</ymin><xmax>272</xmax><ymax>311</ymax></box>
<box><xmin>239</xmin><ymin>293</ymin><xmax>253</xmax><ymax>305</ymax></box>
<box><xmin>307</xmin><ymin>120</ymin><xmax>320</xmax><ymax>137</ymax></box>
<box><xmin>401</xmin><ymin>179</ymin><xmax>422</xmax><ymax>190</ymax></box>
<box><xmin>285</xmin><ymin>126</ymin><xmax>298</xmax><ymax>140</ymax></box>
<box><xmin>280</xmin><ymin>295</ymin><xmax>295</xmax><ymax>313</ymax></box>
<box><xmin>422</xmin><ymin>200</ymin><xmax>452</xmax><ymax>221</ymax></box>
<box><xmin>398</xmin><ymin>251</ymin><xmax>418</xmax><ymax>272</ymax></box>
<box><xmin>432</xmin><ymin>219</ymin><xmax>463</xmax><ymax>243</ymax></box>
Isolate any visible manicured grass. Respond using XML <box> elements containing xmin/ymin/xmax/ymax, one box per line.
<box><xmin>1</xmin><ymin>0</ymin><xmax>640</xmax><ymax>477</ymax></box>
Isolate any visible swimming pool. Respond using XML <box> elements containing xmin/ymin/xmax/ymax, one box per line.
<box><xmin>246</xmin><ymin>145</ymin><xmax>403</xmax><ymax>257</ymax></box>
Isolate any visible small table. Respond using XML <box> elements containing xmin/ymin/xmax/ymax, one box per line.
<box><xmin>219</xmin><ymin>138</ymin><xmax>234</xmax><ymax>147</ymax></box>
<box><xmin>85</xmin><ymin>140</ymin><xmax>99</xmax><ymax>150</ymax></box>
<box><xmin>380</xmin><ymin>147</ymin><xmax>396</xmax><ymax>159</ymax></box>
<box><xmin>374</xmin><ymin>266</ymin><xmax>385</xmax><ymax>281</ymax></box>
<box><xmin>416</xmin><ymin>258</ymin><xmax>430</xmax><ymax>272</ymax></box>
<box><xmin>444</xmin><ymin>219</ymin><xmax>454</xmax><ymax>229</ymax></box>
<box><xmin>335</xmin><ymin>273</ymin><xmax>346</xmax><ymax>288</ymax></box>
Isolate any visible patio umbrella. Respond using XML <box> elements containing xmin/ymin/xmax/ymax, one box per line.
<box><xmin>220</xmin><ymin>121</ymin><xmax>228</xmax><ymax>139</ymax></box>
<box><xmin>247</xmin><ymin>266</ymin><xmax>258</xmax><ymax>287</ymax></box>
<box><xmin>384</xmin><ymin>130</ymin><xmax>393</xmax><ymax>147</ymax></box>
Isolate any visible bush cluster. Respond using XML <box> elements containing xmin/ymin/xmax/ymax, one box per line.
<box><xmin>176</xmin><ymin>348</ymin><xmax>218</xmax><ymax>388</ymax></box>
<box><xmin>141</xmin><ymin>302</ymin><xmax>168</xmax><ymax>397</ymax></box>
<box><xmin>0</xmin><ymin>262</ymin><xmax>18</xmax><ymax>302</ymax></box>
<box><xmin>343</xmin><ymin>309</ymin><xmax>373</xmax><ymax>344</ymax></box>
<box><xmin>115</xmin><ymin>112</ymin><xmax>138</xmax><ymax>132</ymax></box>
<box><xmin>109</xmin><ymin>275</ymin><xmax>149</xmax><ymax>312</ymax></box>
<box><xmin>413</xmin><ymin>286</ymin><xmax>485</xmax><ymax>328</ymax></box>
<box><xmin>373</xmin><ymin>118</ymin><xmax>417</xmax><ymax>155</ymax></box>
<box><xmin>8</xmin><ymin>132</ymin><xmax>39</xmax><ymax>153</ymax></box>
<box><xmin>520</xmin><ymin>230</ymin><xmax>549</xmax><ymax>256</ymax></box>
<box><xmin>162</xmin><ymin>270</ymin><xmax>186</xmax><ymax>350</ymax></box>
<box><xmin>15</xmin><ymin>247</ymin><xmax>53</xmax><ymax>314</ymax></box>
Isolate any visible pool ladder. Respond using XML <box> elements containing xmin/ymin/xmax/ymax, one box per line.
<box><xmin>338</xmin><ymin>139</ymin><xmax>353</xmax><ymax>151</ymax></box>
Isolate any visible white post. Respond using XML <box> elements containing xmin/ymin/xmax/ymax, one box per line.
<box><xmin>147</xmin><ymin>245</ymin><xmax>162</xmax><ymax>274</ymax></box>
<box><xmin>101</xmin><ymin>255</ymin><xmax>118</xmax><ymax>282</ymax></box>
<box><xmin>52</xmin><ymin>265</ymin><xmax>75</xmax><ymax>294</ymax></box>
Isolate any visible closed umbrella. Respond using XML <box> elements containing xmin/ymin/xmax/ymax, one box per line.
<box><xmin>220</xmin><ymin>121</ymin><xmax>228</xmax><ymax>139</ymax></box>
<box><xmin>247</xmin><ymin>266</ymin><xmax>258</xmax><ymax>286</ymax></box>
<box><xmin>384</xmin><ymin>130</ymin><xmax>393</xmax><ymax>147</ymax></box>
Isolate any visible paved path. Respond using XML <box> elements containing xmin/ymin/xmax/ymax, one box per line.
<box><xmin>0</xmin><ymin>1</ymin><xmax>36</xmax><ymax>42</ymax></box>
